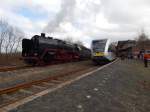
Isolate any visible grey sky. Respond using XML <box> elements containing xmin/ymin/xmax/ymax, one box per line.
<box><xmin>0</xmin><ymin>0</ymin><xmax>150</xmax><ymax>47</ymax></box>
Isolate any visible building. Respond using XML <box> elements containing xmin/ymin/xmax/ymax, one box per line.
<box><xmin>132</xmin><ymin>40</ymin><xmax>150</xmax><ymax>59</ymax></box>
<box><xmin>117</xmin><ymin>39</ymin><xmax>150</xmax><ymax>59</ymax></box>
<box><xmin>116</xmin><ymin>40</ymin><xmax>136</xmax><ymax>58</ymax></box>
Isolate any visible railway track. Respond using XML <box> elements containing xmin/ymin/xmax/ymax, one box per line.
<box><xmin>0</xmin><ymin>66</ymin><xmax>32</xmax><ymax>72</ymax></box>
<box><xmin>0</xmin><ymin>67</ymin><xmax>95</xmax><ymax>109</ymax></box>
<box><xmin>0</xmin><ymin>61</ymin><xmax>79</xmax><ymax>72</ymax></box>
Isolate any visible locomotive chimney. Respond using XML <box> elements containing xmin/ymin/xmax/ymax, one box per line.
<box><xmin>41</xmin><ymin>33</ymin><xmax>45</xmax><ymax>37</ymax></box>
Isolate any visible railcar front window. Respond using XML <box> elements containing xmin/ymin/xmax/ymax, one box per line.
<box><xmin>92</xmin><ymin>41</ymin><xmax>106</xmax><ymax>52</ymax></box>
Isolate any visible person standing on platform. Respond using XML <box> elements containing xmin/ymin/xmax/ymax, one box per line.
<box><xmin>143</xmin><ymin>50</ymin><xmax>150</xmax><ymax>67</ymax></box>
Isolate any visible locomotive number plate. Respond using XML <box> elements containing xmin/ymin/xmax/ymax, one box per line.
<box><xmin>95</xmin><ymin>52</ymin><xmax>104</xmax><ymax>56</ymax></box>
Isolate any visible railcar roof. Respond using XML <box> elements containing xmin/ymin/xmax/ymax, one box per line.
<box><xmin>92</xmin><ymin>39</ymin><xmax>108</xmax><ymax>42</ymax></box>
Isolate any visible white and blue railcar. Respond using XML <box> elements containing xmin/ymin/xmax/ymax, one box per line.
<box><xmin>91</xmin><ymin>39</ymin><xmax>116</xmax><ymax>64</ymax></box>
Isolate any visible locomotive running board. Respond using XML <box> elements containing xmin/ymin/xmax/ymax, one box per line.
<box><xmin>0</xmin><ymin>59</ymin><xmax>118</xmax><ymax>112</ymax></box>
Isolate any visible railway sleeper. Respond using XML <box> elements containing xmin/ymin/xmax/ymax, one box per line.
<box><xmin>50</xmin><ymin>79</ymin><xmax>64</xmax><ymax>84</ymax></box>
<box><xmin>42</xmin><ymin>82</ymin><xmax>56</xmax><ymax>86</ymax></box>
<box><xmin>1</xmin><ymin>94</ymin><xmax>16</xmax><ymax>101</ymax></box>
<box><xmin>19</xmin><ymin>89</ymin><xmax>33</xmax><ymax>95</ymax></box>
<box><xmin>32</xmin><ymin>85</ymin><xmax>46</xmax><ymax>90</ymax></box>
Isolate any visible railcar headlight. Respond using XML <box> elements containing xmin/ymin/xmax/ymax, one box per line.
<box><xmin>95</xmin><ymin>52</ymin><xmax>104</xmax><ymax>56</ymax></box>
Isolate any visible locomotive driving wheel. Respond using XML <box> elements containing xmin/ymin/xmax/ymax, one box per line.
<box><xmin>43</xmin><ymin>52</ymin><xmax>54</xmax><ymax>64</ymax></box>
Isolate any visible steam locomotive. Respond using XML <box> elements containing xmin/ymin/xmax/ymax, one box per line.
<box><xmin>22</xmin><ymin>33</ymin><xmax>91</xmax><ymax>65</ymax></box>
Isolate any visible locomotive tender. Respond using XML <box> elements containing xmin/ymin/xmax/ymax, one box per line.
<box><xmin>91</xmin><ymin>39</ymin><xmax>116</xmax><ymax>64</ymax></box>
<box><xmin>22</xmin><ymin>33</ymin><xmax>91</xmax><ymax>65</ymax></box>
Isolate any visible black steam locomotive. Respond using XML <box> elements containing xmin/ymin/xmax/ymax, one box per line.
<box><xmin>22</xmin><ymin>33</ymin><xmax>91</xmax><ymax>65</ymax></box>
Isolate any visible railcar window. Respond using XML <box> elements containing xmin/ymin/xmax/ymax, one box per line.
<box><xmin>146</xmin><ymin>51</ymin><xmax>150</xmax><ymax>53</ymax></box>
<box><xmin>108</xmin><ymin>46</ymin><xmax>112</xmax><ymax>52</ymax></box>
<box><xmin>92</xmin><ymin>41</ymin><xmax>107</xmax><ymax>52</ymax></box>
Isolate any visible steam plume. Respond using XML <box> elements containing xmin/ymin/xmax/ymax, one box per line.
<box><xmin>43</xmin><ymin>0</ymin><xmax>76</xmax><ymax>33</ymax></box>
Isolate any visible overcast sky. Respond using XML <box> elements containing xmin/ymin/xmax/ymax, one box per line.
<box><xmin>0</xmin><ymin>0</ymin><xmax>150</xmax><ymax>47</ymax></box>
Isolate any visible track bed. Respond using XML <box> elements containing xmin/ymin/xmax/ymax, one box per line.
<box><xmin>0</xmin><ymin>60</ymin><xmax>98</xmax><ymax>109</ymax></box>
<box><xmin>0</xmin><ymin>61</ymin><xmax>96</xmax><ymax>90</ymax></box>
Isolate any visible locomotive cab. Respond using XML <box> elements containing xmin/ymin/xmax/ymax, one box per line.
<box><xmin>22</xmin><ymin>39</ymin><xmax>34</xmax><ymax>57</ymax></box>
<box><xmin>22</xmin><ymin>35</ymin><xmax>39</xmax><ymax>57</ymax></box>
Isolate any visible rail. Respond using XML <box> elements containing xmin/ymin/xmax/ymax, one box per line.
<box><xmin>0</xmin><ymin>67</ymin><xmax>93</xmax><ymax>108</ymax></box>
<box><xmin>0</xmin><ymin>66</ymin><xmax>31</xmax><ymax>72</ymax></box>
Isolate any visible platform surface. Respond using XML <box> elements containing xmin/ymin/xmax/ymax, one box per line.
<box><xmin>10</xmin><ymin>59</ymin><xmax>150</xmax><ymax>112</ymax></box>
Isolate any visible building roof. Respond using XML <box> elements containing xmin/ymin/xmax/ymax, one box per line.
<box><xmin>117</xmin><ymin>40</ymin><xmax>136</xmax><ymax>51</ymax></box>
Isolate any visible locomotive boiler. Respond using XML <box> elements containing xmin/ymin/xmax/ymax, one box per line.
<box><xmin>22</xmin><ymin>33</ymin><xmax>91</xmax><ymax>65</ymax></box>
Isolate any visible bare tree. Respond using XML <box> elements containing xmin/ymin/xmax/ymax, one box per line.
<box><xmin>136</xmin><ymin>31</ymin><xmax>150</xmax><ymax>50</ymax></box>
<box><xmin>0</xmin><ymin>20</ymin><xmax>9</xmax><ymax>54</ymax></box>
<box><xmin>0</xmin><ymin>19</ymin><xmax>24</xmax><ymax>54</ymax></box>
<box><xmin>137</xmin><ymin>31</ymin><xmax>149</xmax><ymax>42</ymax></box>
<box><xmin>0</xmin><ymin>32</ymin><xmax>5</xmax><ymax>54</ymax></box>
<box><xmin>14</xmin><ymin>36</ymin><xmax>23</xmax><ymax>53</ymax></box>
<box><xmin>5</xmin><ymin>26</ymin><xmax>13</xmax><ymax>55</ymax></box>
<box><xmin>10</xmin><ymin>34</ymin><xmax>17</xmax><ymax>54</ymax></box>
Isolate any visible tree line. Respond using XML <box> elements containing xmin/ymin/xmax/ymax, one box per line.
<box><xmin>135</xmin><ymin>31</ymin><xmax>150</xmax><ymax>50</ymax></box>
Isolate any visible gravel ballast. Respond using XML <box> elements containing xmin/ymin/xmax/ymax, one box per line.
<box><xmin>9</xmin><ymin>59</ymin><xmax>150</xmax><ymax>112</ymax></box>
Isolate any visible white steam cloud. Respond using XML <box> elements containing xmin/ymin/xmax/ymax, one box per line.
<box><xmin>43</xmin><ymin>0</ymin><xmax>76</xmax><ymax>33</ymax></box>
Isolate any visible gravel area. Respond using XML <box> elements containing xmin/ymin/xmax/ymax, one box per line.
<box><xmin>0</xmin><ymin>61</ymin><xmax>94</xmax><ymax>89</ymax></box>
<box><xmin>9</xmin><ymin>59</ymin><xmax>150</xmax><ymax>112</ymax></box>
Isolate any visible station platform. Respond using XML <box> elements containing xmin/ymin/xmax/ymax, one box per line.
<box><xmin>10</xmin><ymin>59</ymin><xmax>150</xmax><ymax>112</ymax></box>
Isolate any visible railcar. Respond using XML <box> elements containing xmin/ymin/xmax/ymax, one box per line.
<box><xmin>91</xmin><ymin>39</ymin><xmax>116</xmax><ymax>64</ymax></box>
<box><xmin>22</xmin><ymin>33</ymin><xmax>91</xmax><ymax>65</ymax></box>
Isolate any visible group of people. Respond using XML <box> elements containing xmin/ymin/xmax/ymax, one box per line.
<box><xmin>120</xmin><ymin>50</ymin><xmax>149</xmax><ymax>67</ymax></box>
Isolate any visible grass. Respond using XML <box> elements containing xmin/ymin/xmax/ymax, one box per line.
<box><xmin>0</xmin><ymin>53</ymin><xmax>25</xmax><ymax>66</ymax></box>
